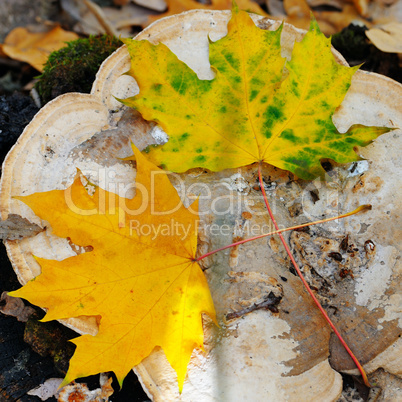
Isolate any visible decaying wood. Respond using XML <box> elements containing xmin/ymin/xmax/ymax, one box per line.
<box><xmin>0</xmin><ymin>291</ymin><xmax>35</xmax><ymax>322</ymax></box>
<box><xmin>0</xmin><ymin>214</ymin><xmax>43</xmax><ymax>241</ymax></box>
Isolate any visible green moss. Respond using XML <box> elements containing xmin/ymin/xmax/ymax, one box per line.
<box><xmin>24</xmin><ymin>312</ymin><xmax>76</xmax><ymax>374</ymax></box>
<box><xmin>35</xmin><ymin>35</ymin><xmax>122</xmax><ymax>105</ymax></box>
<box><xmin>331</xmin><ymin>25</ymin><xmax>369</xmax><ymax>62</ymax></box>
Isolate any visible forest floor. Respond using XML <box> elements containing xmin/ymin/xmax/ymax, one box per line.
<box><xmin>0</xmin><ymin>0</ymin><xmax>400</xmax><ymax>400</ymax></box>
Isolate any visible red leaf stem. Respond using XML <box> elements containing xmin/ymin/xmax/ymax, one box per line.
<box><xmin>256</xmin><ymin>162</ymin><xmax>371</xmax><ymax>387</ymax></box>
<box><xmin>196</xmin><ymin>205</ymin><xmax>370</xmax><ymax>262</ymax></box>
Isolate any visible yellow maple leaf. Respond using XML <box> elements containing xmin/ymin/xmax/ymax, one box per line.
<box><xmin>8</xmin><ymin>145</ymin><xmax>215</xmax><ymax>390</ymax></box>
<box><xmin>122</xmin><ymin>6</ymin><xmax>390</xmax><ymax>180</ymax></box>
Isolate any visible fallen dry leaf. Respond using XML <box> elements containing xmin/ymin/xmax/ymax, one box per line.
<box><xmin>267</xmin><ymin>0</ymin><xmax>400</xmax><ymax>34</ymax></box>
<box><xmin>352</xmin><ymin>0</ymin><xmax>369</xmax><ymax>17</ymax></box>
<box><xmin>283</xmin><ymin>0</ymin><xmax>312</xmax><ymax>30</ymax></box>
<box><xmin>282</xmin><ymin>0</ymin><xmax>337</xmax><ymax>34</ymax></box>
<box><xmin>134</xmin><ymin>0</ymin><xmax>167</xmax><ymax>12</ymax></box>
<box><xmin>74</xmin><ymin>4</ymin><xmax>155</xmax><ymax>36</ymax></box>
<box><xmin>284</xmin><ymin>0</ymin><xmax>311</xmax><ymax>17</ymax></box>
<box><xmin>114</xmin><ymin>0</ymin><xmax>130</xmax><ymax>5</ymax></box>
<box><xmin>0</xmin><ymin>44</ymin><xmax>7</xmax><ymax>58</ymax></box>
<box><xmin>27</xmin><ymin>378</ymin><xmax>63</xmax><ymax>401</ymax></box>
<box><xmin>366</xmin><ymin>22</ymin><xmax>402</xmax><ymax>53</ymax></box>
<box><xmin>147</xmin><ymin>0</ymin><xmax>268</xmax><ymax>26</ymax></box>
<box><xmin>2</xmin><ymin>26</ymin><xmax>79</xmax><ymax>72</ymax></box>
<box><xmin>0</xmin><ymin>291</ymin><xmax>35</xmax><ymax>322</ymax></box>
<box><xmin>313</xmin><ymin>4</ymin><xmax>369</xmax><ymax>34</ymax></box>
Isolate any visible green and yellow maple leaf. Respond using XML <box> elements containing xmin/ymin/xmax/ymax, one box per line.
<box><xmin>122</xmin><ymin>5</ymin><xmax>390</xmax><ymax>179</ymax></box>
<box><xmin>9</xmin><ymin>145</ymin><xmax>215</xmax><ymax>390</ymax></box>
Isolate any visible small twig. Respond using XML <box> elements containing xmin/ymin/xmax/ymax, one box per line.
<box><xmin>225</xmin><ymin>291</ymin><xmax>282</xmax><ymax>320</ymax></box>
<box><xmin>196</xmin><ymin>204</ymin><xmax>370</xmax><ymax>262</ymax></box>
<box><xmin>83</xmin><ymin>0</ymin><xmax>119</xmax><ymax>37</ymax></box>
